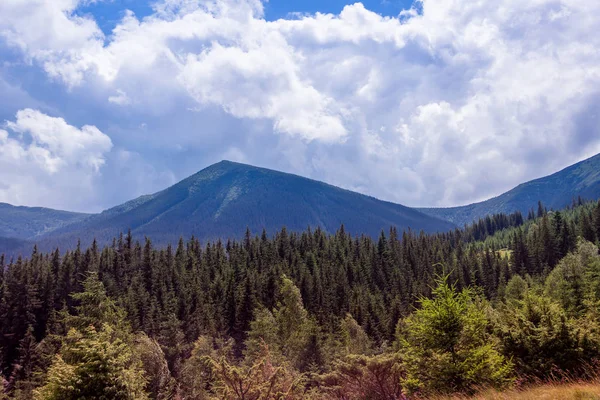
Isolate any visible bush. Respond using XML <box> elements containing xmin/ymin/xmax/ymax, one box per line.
<box><xmin>494</xmin><ymin>293</ymin><xmax>600</xmax><ymax>380</ymax></box>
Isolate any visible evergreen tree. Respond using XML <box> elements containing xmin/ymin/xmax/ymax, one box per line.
<box><xmin>34</xmin><ymin>325</ymin><xmax>148</xmax><ymax>400</ymax></box>
<box><xmin>397</xmin><ymin>277</ymin><xmax>512</xmax><ymax>395</ymax></box>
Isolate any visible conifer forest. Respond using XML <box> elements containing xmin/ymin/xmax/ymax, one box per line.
<box><xmin>3</xmin><ymin>200</ymin><xmax>600</xmax><ymax>399</ymax></box>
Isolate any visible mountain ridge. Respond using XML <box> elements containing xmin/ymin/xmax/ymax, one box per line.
<box><xmin>419</xmin><ymin>152</ymin><xmax>600</xmax><ymax>226</ymax></box>
<box><xmin>0</xmin><ymin>202</ymin><xmax>90</xmax><ymax>240</ymax></box>
<box><xmin>10</xmin><ymin>160</ymin><xmax>454</xmax><ymax>253</ymax></box>
<box><xmin>4</xmin><ymin>152</ymin><xmax>600</xmax><ymax>256</ymax></box>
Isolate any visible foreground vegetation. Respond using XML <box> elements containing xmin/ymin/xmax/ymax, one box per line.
<box><xmin>2</xmin><ymin>200</ymin><xmax>600</xmax><ymax>399</ymax></box>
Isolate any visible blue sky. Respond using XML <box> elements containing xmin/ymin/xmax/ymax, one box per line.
<box><xmin>81</xmin><ymin>0</ymin><xmax>414</xmax><ymax>33</ymax></box>
<box><xmin>265</xmin><ymin>0</ymin><xmax>412</xmax><ymax>19</ymax></box>
<box><xmin>0</xmin><ymin>0</ymin><xmax>599</xmax><ymax>213</ymax></box>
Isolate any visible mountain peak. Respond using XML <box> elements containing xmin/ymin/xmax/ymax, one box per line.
<box><xmin>215</xmin><ymin>159</ymin><xmax>238</xmax><ymax>166</ymax></box>
<box><xmin>199</xmin><ymin>159</ymin><xmax>257</xmax><ymax>174</ymax></box>
<box><xmin>21</xmin><ymin>161</ymin><xmax>454</xmax><ymax>251</ymax></box>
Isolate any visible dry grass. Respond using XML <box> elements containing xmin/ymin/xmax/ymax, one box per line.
<box><xmin>433</xmin><ymin>382</ymin><xmax>600</xmax><ymax>400</ymax></box>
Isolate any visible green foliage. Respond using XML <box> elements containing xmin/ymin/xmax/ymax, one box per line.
<box><xmin>543</xmin><ymin>240</ymin><xmax>598</xmax><ymax>315</ymax></box>
<box><xmin>135</xmin><ymin>333</ymin><xmax>176</xmax><ymax>400</ymax></box>
<box><xmin>3</xmin><ymin>200</ymin><xmax>600</xmax><ymax>398</ymax></box>
<box><xmin>275</xmin><ymin>276</ymin><xmax>309</xmax><ymax>355</ymax></box>
<box><xmin>70</xmin><ymin>272</ymin><xmax>129</xmax><ymax>332</ymax></box>
<box><xmin>339</xmin><ymin>313</ymin><xmax>372</xmax><ymax>356</ymax></box>
<box><xmin>245</xmin><ymin>307</ymin><xmax>279</xmax><ymax>361</ymax></box>
<box><xmin>204</xmin><ymin>345</ymin><xmax>305</xmax><ymax>400</ymax></box>
<box><xmin>179</xmin><ymin>336</ymin><xmax>232</xmax><ymax>400</ymax></box>
<box><xmin>397</xmin><ymin>277</ymin><xmax>513</xmax><ymax>395</ymax></box>
<box><xmin>505</xmin><ymin>275</ymin><xmax>528</xmax><ymax>302</ymax></box>
<box><xmin>494</xmin><ymin>293</ymin><xmax>600</xmax><ymax>379</ymax></box>
<box><xmin>320</xmin><ymin>353</ymin><xmax>404</xmax><ymax>400</ymax></box>
<box><xmin>34</xmin><ymin>274</ymin><xmax>149</xmax><ymax>400</ymax></box>
<box><xmin>34</xmin><ymin>325</ymin><xmax>148</xmax><ymax>400</ymax></box>
<box><xmin>245</xmin><ymin>276</ymin><xmax>327</xmax><ymax>372</ymax></box>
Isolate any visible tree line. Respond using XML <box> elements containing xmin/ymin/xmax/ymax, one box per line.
<box><xmin>2</xmin><ymin>200</ymin><xmax>600</xmax><ymax>398</ymax></box>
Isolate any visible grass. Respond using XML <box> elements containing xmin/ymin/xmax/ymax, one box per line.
<box><xmin>496</xmin><ymin>248</ymin><xmax>513</xmax><ymax>260</ymax></box>
<box><xmin>434</xmin><ymin>382</ymin><xmax>600</xmax><ymax>400</ymax></box>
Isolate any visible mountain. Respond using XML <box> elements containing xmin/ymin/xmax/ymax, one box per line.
<box><xmin>21</xmin><ymin>160</ymin><xmax>454</xmax><ymax>253</ymax></box>
<box><xmin>0</xmin><ymin>236</ymin><xmax>31</xmax><ymax>255</ymax></box>
<box><xmin>0</xmin><ymin>202</ymin><xmax>89</xmax><ymax>240</ymax></box>
<box><xmin>420</xmin><ymin>153</ymin><xmax>600</xmax><ymax>226</ymax></box>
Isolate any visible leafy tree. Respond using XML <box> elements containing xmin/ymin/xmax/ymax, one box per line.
<box><xmin>3</xmin><ymin>199</ymin><xmax>600</xmax><ymax>397</ymax></box>
<box><xmin>8</xmin><ymin>325</ymin><xmax>41</xmax><ymax>399</ymax></box>
<box><xmin>545</xmin><ymin>240</ymin><xmax>600</xmax><ymax>315</ymax></box>
<box><xmin>69</xmin><ymin>272</ymin><xmax>128</xmax><ymax>334</ymax></box>
<box><xmin>274</xmin><ymin>276</ymin><xmax>309</xmax><ymax>360</ymax></box>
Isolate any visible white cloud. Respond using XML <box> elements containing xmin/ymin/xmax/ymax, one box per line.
<box><xmin>108</xmin><ymin>89</ymin><xmax>132</xmax><ymax>105</ymax></box>
<box><xmin>1</xmin><ymin>0</ymin><xmax>600</xmax><ymax>208</ymax></box>
<box><xmin>179</xmin><ymin>43</ymin><xmax>347</xmax><ymax>141</ymax></box>
<box><xmin>5</xmin><ymin>109</ymin><xmax>112</xmax><ymax>171</ymax></box>
<box><xmin>0</xmin><ymin>109</ymin><xmax>113</xmax><ymax>210</ymax></box>
<box><xmin>0</xmin><ymin>0</ymin><xmax>107</xmax><ymax>86</ymax></box>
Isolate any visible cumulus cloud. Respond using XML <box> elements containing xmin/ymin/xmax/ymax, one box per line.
<box><xmin>1</xmin><ymin>0</ymin><xmax>600</xmax><ymax>208</ymax></box>
<box><xmin>0</xmin><ymin>109</ymin><xmax>113</xmax><ymax>210</ymax></box>
<box><xmin>0</xmin><ymin>0</ymin><xmax>107</xmax><ymax>86</ymax></box>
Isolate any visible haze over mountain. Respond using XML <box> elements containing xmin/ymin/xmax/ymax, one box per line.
<box><xmin>13</xmin><ymin>161</ymin><xmax>454</xmax><ymax>253</ymax></box>
<box><xmin>420</xmin><ymin>153</ymin><xmax>600</xmax><ymax>226</ymax></box>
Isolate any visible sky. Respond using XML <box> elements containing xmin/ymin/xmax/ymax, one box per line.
<box><xmin>0</xmin><ymin>0</ymin><xmax>599</xmax><ymax>213</ymax></box>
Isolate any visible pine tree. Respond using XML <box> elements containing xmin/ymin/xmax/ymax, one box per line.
<box><xmin>581</xmin><ymin>211</ymin><xmax>596</xmax><ymax>243</ymax></box>
<box><xmin>34</xmin><ymin>325</ymin><xmax>149</xmax><ymax>400</ymax></box>
<box><xmin>593</xmin><ymin>201</ymin><xmax>600</xmax><ymax>241</ymax></box>
<box><xmin>274</xmin><ymin>276</ymin><xmax>309</xmax><ymax>367</ymax></box>
<box><xmin>397</xmin><ymin>277</ymin><xmax>513</xmax><ymax>395</ymax></box>
<box><xmin>8</xmin><ymin>325</ymin><xmax>40</xmax><ymax>399</ymax></box>
<box><xmin>339</xmin><ymin>313</ymin><xmax>371</xmax><ymax>355</ymax></box>
<box><xmin>34</xmin><ymin>274</ymin><xmax>148</xmax><ymax>400</ymax></box>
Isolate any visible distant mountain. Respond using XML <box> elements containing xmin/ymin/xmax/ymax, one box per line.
<box><xmin>420</xmin><ymin>153</ymin><xmax>600</xmax><ymax>226</ymax></box>
<box><xmin>0</xmin><ymin>203</ymin><xmax>89</xmax><ymax>240</ymax></box>
<box><xmin>0</xmin><ymin>236</ymin><xmax>31</xmax><ymax>256</ymax></box>
<box><xmin>22</xmin><ymin>161</ymin><xmax>454</xmax><ymax>253</ymax></box>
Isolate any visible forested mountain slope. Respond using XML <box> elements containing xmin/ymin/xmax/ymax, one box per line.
<box><xmin>420</xmin><ymin>152</ymin><xmax>600</xmax><ymax>226</ymax></box>
<box><xmin>26</xmin><ymin>160</ymin><xmax>454</xmax><ymax>253</ymax></box>
<box><xmin>0</xmin><ymin>202</ymin><xmax>89</xmax><ymax>240</ymax></box>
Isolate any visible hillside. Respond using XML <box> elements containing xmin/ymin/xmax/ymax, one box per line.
<box><xmin>27</xmin><ymin>160</ymin><xmax>454</xmax><ymax>252</ymax></box>
<box><xmin>420</xmin><ymin>152</ymin><xmax>600</xmax><ymax>226</ymax></box>
<box><xmin>0</xmin><ymin>236</ymin><xmax>30</xmax><ymax>256</ymax></box>
<box><xmin>0</xmin><ymin>202</ymin><xmax>89</xmax><ymax>240</ymax></box>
